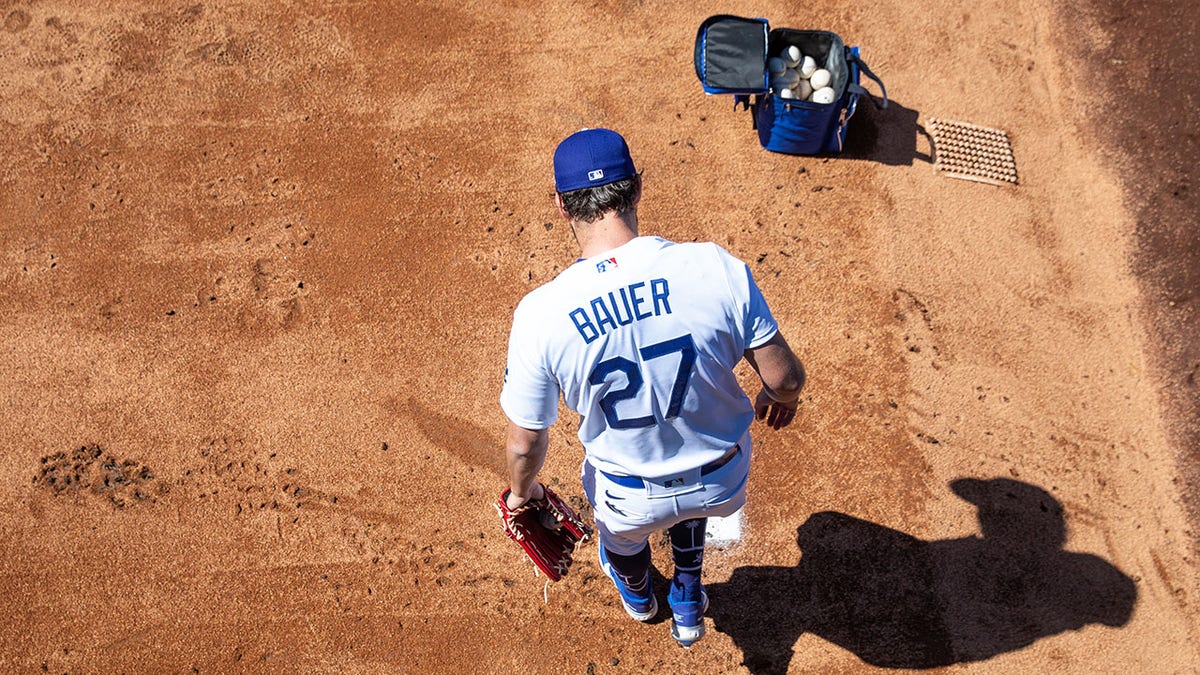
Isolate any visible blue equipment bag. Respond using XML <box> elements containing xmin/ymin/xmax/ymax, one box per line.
<box><xmin>694</xmin><ymin>15</ymin><xmax>888</xmax><ymax>155</ymax></box>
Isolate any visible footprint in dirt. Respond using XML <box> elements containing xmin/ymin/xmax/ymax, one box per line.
<box><xmin>4</xmin><ymin>10</ymin><xmax>32</xmax><ymax>33</ymax></box>
<box><xmin>32</xmin><ymin>444</ymin><xmax>165</xmax><ymax>509</ymax></box>
<box><xmin>178</xmin><ymin>435</ymin><xmax>337</xmax><ymax>518</ymax></box>
<box><xmin>894</xmin><ymin>287</ymin><xmax>942</xmax><ymax>369</ymax></box>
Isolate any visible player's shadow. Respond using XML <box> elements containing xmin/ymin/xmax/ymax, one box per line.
<box><xmin>708</xmin><ymin>478</ymin><xmax>1137</xmax><ymax>673</ymax></box>
<box><xmin>840</xmin><ymin>97</ymin><xmax>927</xmax><ymax>166</ymax></box>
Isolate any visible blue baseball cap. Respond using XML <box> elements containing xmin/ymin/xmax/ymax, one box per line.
<box><xmin>553</xmin><ymin>128</ymin><xmax>638</xmax><ymax>193</ymax></box>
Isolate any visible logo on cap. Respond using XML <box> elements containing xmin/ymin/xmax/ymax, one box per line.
<box><xmin>587</xmin><ymin>169</ymin><xmax>604</xmax><ymax>181</ymax></box>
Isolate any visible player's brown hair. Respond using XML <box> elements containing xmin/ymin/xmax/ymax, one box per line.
<box><xmin>558</xmin><ymin>174</ymin><xmax>641</xmax><ymax>224</ymax></box>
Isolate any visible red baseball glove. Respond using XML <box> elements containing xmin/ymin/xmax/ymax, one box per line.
<box><xmin>495</xmin><ymin>483</ymin><xmax>592</xmax><ymax>581</ymax></box>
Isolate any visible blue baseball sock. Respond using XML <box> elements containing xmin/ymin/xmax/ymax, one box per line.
<box><xmin>669</xmin><ymin>518</ymin><xmax>707</xmax><ymax>602</ymax></box>
<box><xmin>603</xmin><ymin>543</ymin><xmax>651</xmax><ymax>596</ymax></box>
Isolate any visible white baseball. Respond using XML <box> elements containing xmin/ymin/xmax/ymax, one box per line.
<box><xmin>767</xmin><ymin>57</ymin><xmax>787</xmax><ymax>77</ymax></box>
<box><xmin>777</xmin><ymin>69</ymin><xmax>800</xmax><ymax>89</ymax></box>
<box><xmin>783</xmin><ymin>45</ymin><xmax>802</xmax><ymax>68</ymax></box>
<box><xmin>799</xmin><ymin>55</ymin><xmax>817</xmax><ymax>79</ymax></box>
<box><xmin>809</xmin><ymin>68</ymin><xmax>831</xmax><ymax>90</ymax></box>
<box><xmin>778</xmin><ymin>86</ymin><xmax>797</xmax><ymax>99</ymax></box>
<box><xmin>811</xmin><ymin>86</ymin><xmax>837</xmax><ymax>104</ymax></box>
<box><xmin>796</xmin><ymin>79</ymin><xmax>813</xmax><ymax>101</ymax></box>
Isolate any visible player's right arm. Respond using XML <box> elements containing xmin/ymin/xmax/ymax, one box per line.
<box><xmin>504</xmin><ymin>422</ymin><xmax>548</xmax><ymax>509</ymax></box>
<box><xmin>499</xmin><ymin>295</ymin><xmax>561</xmax><ymax>505</ymax></box>
<box><xmin>744</xmin><ymin>332</ymin><xmax>805</xmax><ymax>430</ymax></box>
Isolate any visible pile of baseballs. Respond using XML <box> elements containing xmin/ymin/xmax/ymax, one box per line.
<box><xmin>767</xmin><ymin>45</ymin><xmax>836</xmax><ymax>104</ymax></box>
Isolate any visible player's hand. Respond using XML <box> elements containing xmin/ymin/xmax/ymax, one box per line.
<box><xmin>505</xmin><ymin>481</ymin><xmax>546</xmax><ymax>510</ymax></box>
<box><xmin>755</xmin><ymin>388</ymin><xmax>798</xmax><ymax>430</ymax></box>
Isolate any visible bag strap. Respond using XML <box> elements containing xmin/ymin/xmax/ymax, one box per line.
<box><xmin>847</xmin><ymin>51</ymin><xmax>889</xmax><ymax>109</ymax></box>
<box><xmin>732</xmin><ymin>95</ymin><xmax>760</xmax><ymax>129</ymax></box>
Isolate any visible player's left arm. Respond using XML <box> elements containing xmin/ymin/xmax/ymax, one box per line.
<box><xmin>505</xmin><ymin>422</ymin><xmax>549</xmax><ymax>509</ymax></box>
<box><xmin>715</xmin><ymin>244</ymin><xmax>804</xmax><ymax>429</ymax></box>
<box><xmin>744</xmin><ymin>332</ymin><xmax>806</xmax><ymax>430</ymax></box>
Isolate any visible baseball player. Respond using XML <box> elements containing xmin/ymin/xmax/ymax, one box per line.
<box><xmin>500</xmin><ymin>128</ymin><xmax>805</xmax><ymax>646</ymax></box>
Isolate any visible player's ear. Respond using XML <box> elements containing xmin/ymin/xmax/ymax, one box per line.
<box><xmin>554</xmin><ymin>193</ymin><xmax>571</xmax><ymax>221</ymax></box>
<box><xmin>632</xmin><ymin>173</ymin><xmax>643</xmax><ymax>205</ymax></box>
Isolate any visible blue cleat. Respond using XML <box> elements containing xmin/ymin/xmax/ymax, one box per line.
<box><xmin>599</xmin><ymin>546</ymin><xmax>658</xmax><ymax>622</ymax></box>
<box><xmin>668</xmin><ymin>586</ymin><xmax>709</xmax><ymax>647</ymax></box>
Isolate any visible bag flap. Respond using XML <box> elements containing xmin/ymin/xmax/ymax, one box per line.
<box><xmin>694</xmin><ymin>15</ymin><xmax>769</xmax><ymax>95</ymax></box>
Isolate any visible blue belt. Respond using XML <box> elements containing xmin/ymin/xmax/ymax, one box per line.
<box><xmin>600</xmin><ymin>445</ymin><xmax>741</xmax><ymax>489</ymax></box>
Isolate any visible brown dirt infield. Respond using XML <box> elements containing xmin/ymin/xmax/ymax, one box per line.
<box><xmin>1</xmin><ymin>1</ymin><xmax>1197</xmax><ymax>673</ymax></box>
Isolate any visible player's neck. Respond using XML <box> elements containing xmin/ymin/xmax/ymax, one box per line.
<box><xmin>574</xmin><ymin>211</ymin><xmax>639</xmax><ymax>259</ymax></box>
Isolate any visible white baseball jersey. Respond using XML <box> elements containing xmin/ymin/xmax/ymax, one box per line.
<box><xmin>501</xmin><ymin>236</ymin><xmax>778</xmax><ymax>478</ymax></box>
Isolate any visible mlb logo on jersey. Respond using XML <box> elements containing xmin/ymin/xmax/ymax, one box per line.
<box><xmin>595</xmin><ymin>257</ymin><xmax>618</xmax><ymax>273</ymax></box>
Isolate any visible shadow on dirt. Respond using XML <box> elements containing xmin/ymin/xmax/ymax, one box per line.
<box><xmin>708</xmin><ymin>478</ymin><xmax>1136</xmax><ymax>673</ymax></box>
<box><xmin>840</xmin><ymin>97</ymin><xmax>927</xmax><ymax>166</ymax></box>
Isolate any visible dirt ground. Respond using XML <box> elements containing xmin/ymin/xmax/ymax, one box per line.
<box><xmin>1</xmin><ymin>1</ymin><xmax>1197</xmax><ymax>673</ymax></box>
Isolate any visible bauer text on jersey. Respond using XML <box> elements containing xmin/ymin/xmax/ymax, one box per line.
<box><xmin>569</xmin><ymin>278</ymin><xmax>672</xmax><ymax>344</ymax></box>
